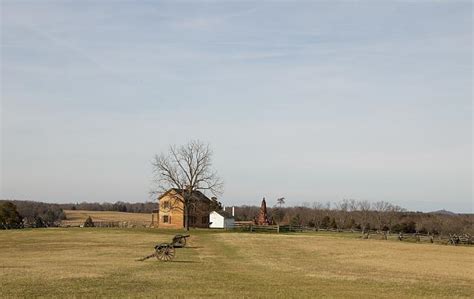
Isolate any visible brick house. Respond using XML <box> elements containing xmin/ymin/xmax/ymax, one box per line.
<box><xmin>155</xmin><ymin>188</ymin><xmax>211</xmax><ymax>229</ymax></box>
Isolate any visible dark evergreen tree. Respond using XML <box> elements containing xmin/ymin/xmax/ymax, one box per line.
<box><xmin>83</xmin><ymin>216</ymin><xmax>95</xmax><ymax>227</ymax></box>
<box><xmin>0</xmin><ymin>202</ymin><xmax>23</xmax><ymax>229</ymax></box>
<box><xmin>34</xmin><ymin>216</ymin><xmax>46</xmax><ymax>228</ymax></box>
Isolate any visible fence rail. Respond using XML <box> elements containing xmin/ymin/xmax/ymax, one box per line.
<box><xmin>229</xmin><ymin>223</ymin><xmax>472</xmax><ymax>245</ymax></box>
<box><xmin>59</xmin><ymin>219</ymin><xmax>471</xmax><ymax>246</ymax></box>
<box><xmin>231</xmin><ymin>224</ymin><xmax>305</xmax><ymax>233</ymax></box>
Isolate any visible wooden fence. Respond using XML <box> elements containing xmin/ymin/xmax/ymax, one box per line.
<box><xmin>60</xmin><ymin>219</ymin><xmax>471</xmax><ymax>246</ymax></box>
<box><xmin>360</xmin><ymin>231</ymin><xmax>472</xmax><ymax>245</ymax></box>
<box><xmin>231</xmin><ymin>223</ymin><xmax>304</xmax><ymax>233</ymax></box>
<box><xmin>230</xmin><ymin>223</ymin><xmax>472</xmax><ymax>245</ymax></box>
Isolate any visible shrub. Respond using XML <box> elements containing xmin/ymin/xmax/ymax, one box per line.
<box><xmin>84</xmin><ymin>216</ymin><xmax>95</xmax><ymax>227</ymax></box>
<box><xmin>34</xmin><ymin>216</ymin><xmax>47</xmax><ymax>228</ymax></box>
<box><xmin>391</xmin><ymin>221</ymin><xmax>417</xmax><ymax>233</ymax></box>
<box><xmin>290</xmin><ymin>214</ymin><xmax>301</xmax><ymax>226</ymax></box>
<box><xmin>321</xmin><ymin>216</ymin><xmax>331</xmax><ymax>229</ymax></box>
<box><xmin>347</xmin><ymin>218</ymin><xmax>356</xmax><ymax>229</ymax></box>
<box><xmin>330</xmin><ymin>217</ymin><xmax>338</xmax><ymax>229</ymax></box>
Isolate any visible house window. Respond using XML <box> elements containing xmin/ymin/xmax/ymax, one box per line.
<box><xmin>201</xmin><ymin>216</ymin><xmax>209</xmax><ymax>224</ymax></box>
<box><xmin>162</xmin><ymin>201</ymin><xmax>170</xmax><ymax>209</ymax></box>
<box><xmin>163</xmin><ymin>215</ymin><xmax>170</xmax><ymax>223</ymax></box>
<box><xmin>189</xmin><ymin>216</ymin><xmax>196</xmax><ymax>225</ymax></box>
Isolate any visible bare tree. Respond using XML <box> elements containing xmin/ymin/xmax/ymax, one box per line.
<box><xmin>347</xmin><ymin>199</ymin><xmax>358</xmax><ymax>212</ymax></box>
<box><xmin>335</xmin><ymin>199</ymin><xmax>350</xmax><ymax>231</ymax></box>
<box><xmin>277</xmin><ymin>197</ymin><xmax>286</xmax><ymax>207</ymax></box>
<box><xmin>272</xmin><ymin>197</ymin><xmax>286</xmax><ymax>224</ymax></box>
<box><xmin>151</xmin><ymin>140</ymin><xmax>223</xmax><ymax>230</ymax></box>
<box><xmin>386</xmin><ymin>204</ymin><xmax>404</xmax><ymax>232</ymax></box>
<box><xmin>373</xmin><ymin>201</ymin><xmax>392</xmax><ymax>231</ymax></box>
<box><xmin>357</xmin><ymin>200</ymin><xmax>372</xmax><ymax>233</ymax></box>
<box><xmin>310</xmin><ymin>202</ymin><xmax>325</xmax><ymax>229</ymax></box>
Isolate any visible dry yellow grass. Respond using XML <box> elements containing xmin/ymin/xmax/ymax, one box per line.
<box><xmin>219</xmin><ymin>233</ymin><xmax>474</xmax><ymax>291</ymax></box>
<box><xmin>0</xmin><ymin>228</ymin><xmax>472</xmax><ymax>298</ymax></box>
<box><xmin>62</xmin><ymin>210</ymin><xmax>152</xmax><ymax>225</ymax></box>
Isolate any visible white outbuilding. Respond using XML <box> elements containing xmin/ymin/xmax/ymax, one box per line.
<box><xmin>209</xmin><ymin>210</ymin><xmax>235</xmax><ymax>229</ymax></box>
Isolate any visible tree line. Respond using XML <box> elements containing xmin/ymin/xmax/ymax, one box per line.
<box><xmin>0</xmin><ymin>200</ymin><xmax>66</xmax><ymax>228</ymax></box>
<box><xmin>231</xmin><ymin>199</ymin><xmax>473</xmax><ymax>236</ymax></box>
<box><xmin>0</xmin><ymin>199</ymin><xmax>158</xmax><ymax>229</ymax></box>
<box><xmin>2</xmin><ymin>198</ymin><xmax>472</xmax><ymax>236</ymax></box>
<box><xmin>59</xmin><ymin>201</ymin><xmax>157</xmax><ymax>213</ymax></box>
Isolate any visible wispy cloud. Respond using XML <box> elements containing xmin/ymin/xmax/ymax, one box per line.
<box><xmin>1</xmin><ymin>1</ymin><xmax>472</xmax><ymax>212</ymax></box>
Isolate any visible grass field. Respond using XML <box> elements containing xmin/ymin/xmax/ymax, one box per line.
<box><xmin>0</xmin><ymin>228</ymin><xmax>473</xmax><ymax>298</ymax></box>
<box><xmin>62</xmin><ymin>210</ymin><xmax>152</xmax><ymax>225</ymax></box>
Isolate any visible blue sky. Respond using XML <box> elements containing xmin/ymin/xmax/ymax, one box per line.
<box><xmin>1</xmin><ymin>1</ymin><xmax>472</xmax><ymax>212</ymax></box>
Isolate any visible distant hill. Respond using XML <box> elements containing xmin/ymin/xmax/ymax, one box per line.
<box><xmin>429</xmin><ymin>209</ymin><xmax>458</xmax><ymax>216</ymax></box>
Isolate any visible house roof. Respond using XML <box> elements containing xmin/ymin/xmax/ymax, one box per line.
<box><xmin>158</xmin><ymin>188</ymin><xmax>211</xmax><ymax>203</ymax></box>
<box><xmin>213</xmin><ymin>210</ymin><xmax>234</xmax><ymax>219</ymax></box>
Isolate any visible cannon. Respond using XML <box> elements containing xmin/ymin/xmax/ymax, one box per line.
<box><xmin>138</xmin><ymin>234</ymin><xmax>190</xmax><ymax>262</ymax></box>
<box><xmin>171</xmin><ymin>234</ymin><xmax>189</xmax><ymax>248</ymax></box>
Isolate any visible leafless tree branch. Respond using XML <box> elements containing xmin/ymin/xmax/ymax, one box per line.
<box><xmin>151</xmin><ymin>140</ymin><xmax>223</xmax><ymax>230</ymax></box>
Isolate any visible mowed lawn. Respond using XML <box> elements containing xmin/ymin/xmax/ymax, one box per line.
<box><xmin>0</xmin><ymin>229</ymin><xmax>473</xmax><ymax>298</ymax></box>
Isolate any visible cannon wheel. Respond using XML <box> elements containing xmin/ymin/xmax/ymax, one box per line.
<box><xmin>155</xmin><ymin>245</ymin><xmax>175</xmax><ymax>261</ymax></box>
<box><xmin>174</xmin><ymin>236</ymin><xmax>187</xmax><ymax>247</ymax></box>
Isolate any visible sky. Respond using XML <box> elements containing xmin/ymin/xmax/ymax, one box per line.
<box><xmin>1</xmin><ymin>1</ymin><xmax>472</xmax><ymax>212</ymax></box>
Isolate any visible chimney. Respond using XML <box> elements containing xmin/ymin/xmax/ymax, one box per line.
<box><xmin>232</xmin><ymin>206</ymin><xmax>235</xmax><ymax>217</ymax></box>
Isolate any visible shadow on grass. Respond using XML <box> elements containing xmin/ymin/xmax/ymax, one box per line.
<box><xmin>182</xmin><ymin>246</ymin><xmax>202</xmax><ymax>249</ymax></box>
<box><xmin>172</xmin><ymin>260</ymin><xmax>199</xmax><ymax>263</ymax></box>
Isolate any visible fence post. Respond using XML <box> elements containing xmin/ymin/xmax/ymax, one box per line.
<box><xmin>250</xmin><ymin>225</ymin><xmax>253</xmax><ymax>233</ymax></box>
<box><xmin>277</xmin><ymin>225</ymin><xmax>280</xmax><ymax>234</ymax></box>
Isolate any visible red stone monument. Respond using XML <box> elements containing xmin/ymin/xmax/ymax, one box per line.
<box><xmin>256</xmin><ymin>197</ymin><xmax>270</xmax><ymax>225</ymax></box>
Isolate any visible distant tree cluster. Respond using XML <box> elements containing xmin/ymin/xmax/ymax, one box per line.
<box><xmin>0</xmin><ymin>199</ymin><xmax>158</xmax><ymax>229</ymax></box>
<box><xmin>0</xmin><ymin>200</ymin><xmax>66</xmax><ymax>228</ymax></box>
<box><xmin>0</xmin><ymin>201</ymin><xmax>23</xmax><ymax>229</ymax></box>
<box><xmin>232</xmin><ymin>199</ymin><xmax>473</xmax><ymax>236</ymax></box>
<box><xmin>59</xmin><ymin>201</ymin><xmax>156</xmax><ymax>213</ymax></box>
